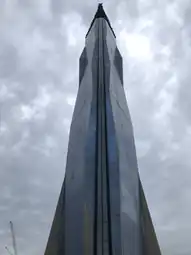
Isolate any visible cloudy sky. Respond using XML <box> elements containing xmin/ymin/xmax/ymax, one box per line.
<box><xmin>0</xmin><ymin>0</ymin><xmax>191</xmax><ymax>254</ymax></box>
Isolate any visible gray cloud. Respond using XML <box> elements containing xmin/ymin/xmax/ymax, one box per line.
<box><xmin>0</xmin><ymin>0</ymin><xmax>191</xmax><ymax>254</ymax></box>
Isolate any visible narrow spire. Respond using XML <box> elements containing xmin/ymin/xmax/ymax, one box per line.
<box><xmin>95</xmin><ymin>3</ymin><xmax>106</xmax><ymax>19</ymax></box>
<box><xmin>86</xmin><ymin>3</ymin><xmax>116</xmax><ymax>38</ymax></box>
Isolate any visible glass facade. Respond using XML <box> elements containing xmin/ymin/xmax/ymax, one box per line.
<box><xmin>44</xmin><ymin>5</ymin><xmax>161</xmax><ymax>255</ymax></box>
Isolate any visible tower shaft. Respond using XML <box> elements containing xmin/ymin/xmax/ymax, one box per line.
<box><xmin>44</xmin><ymin>4</ymin><xmax>161</xmax><ymax>255</ymax></box>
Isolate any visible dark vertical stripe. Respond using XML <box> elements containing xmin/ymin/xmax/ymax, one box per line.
<box><xmin>96</xmin><ymin>18</ymin><xmax>103</xmax><ymax>254</ymax></box>
<box><xmin>101</xmin><ymin>20</ymin><xmax>110</xmax><ymax>253</ymax></box>
<box><xmin>94</xmin><ymin>20</ymin><xmax>99</xmax><ymax>255</ymax></box>
<box><xmin>102</xmin><ymin>22</ymin><xmax>112</xmax><ymax>255</ymax></box>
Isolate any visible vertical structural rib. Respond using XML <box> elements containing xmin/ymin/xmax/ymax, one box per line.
<box><xmin>95</xmin><ymin>18</ymin><xmax>111</xmax><ymax>254</ymax></box>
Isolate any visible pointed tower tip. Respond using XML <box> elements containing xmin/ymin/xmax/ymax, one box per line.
<box><xmin>95</xmin><ymin>3</ymin><xmax>106</xmax><ymax>19</ymax></box>
<box><xmin>98</xmin><ymin>3</ymin><xmax>103</xmax><ymax>11</ymax></box>
<box><xmin>86</xmin><ymin>3</ymin><xmax>116</xmax><ymax>38</ymax></box>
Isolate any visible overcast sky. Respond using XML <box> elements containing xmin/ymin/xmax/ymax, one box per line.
<box><xmin>0</xmin><ymin>0</ymin><xmax>191</xmax><ymax>254</ymax></box>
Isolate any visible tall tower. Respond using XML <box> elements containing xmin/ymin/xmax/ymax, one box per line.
<box><xmin>44</xmin><ymin>4</ymin><xmax>161</xmax><ymax>255</ymax></box>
